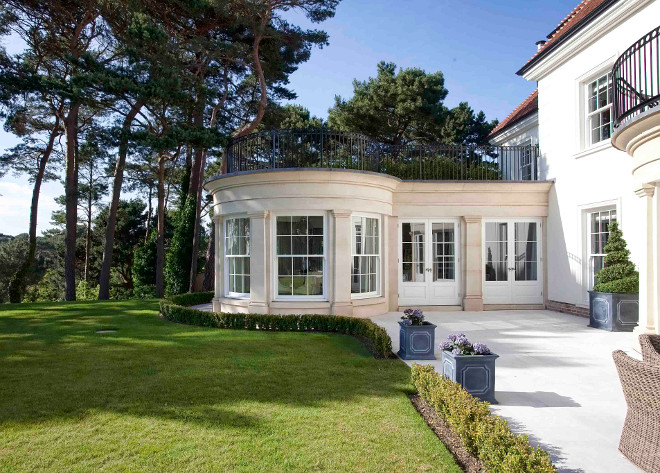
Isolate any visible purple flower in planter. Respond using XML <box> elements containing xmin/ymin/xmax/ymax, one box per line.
<box><xmin>473</xmin><ymin>343</ymin><xmax>491</xmax><ymax>355</ymax></box>
<box><xmin>440</xmin><ymin>341</ymin><xmax>453</xmax><ymax>350</ymax></box>
<box><xmin>447</xmin><ymin>333</ymin><xmax>457</xmax><ymax>342</ymax></box>
<box><xmin>451</xmin><ymin>347</ymin><xmax>462</xmax><ymax>355</ymax></box>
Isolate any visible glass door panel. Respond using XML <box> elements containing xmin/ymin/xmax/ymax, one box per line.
<box><xmin>514</xmin><ymin>222</ymin><xmax>538</xmax><ymax>281</ymax></box>
<box><xmin>432</xmin><ymin>222</ymin><xmax>455</xmax><ymax>281</ymax></box>
<box><xmin>401</xmin><ymin>222</ymin><xmax>426</xmax><ymax>282</ymax></box>
<box><xmin>484</xmin><ymin>222</ymin><xmax>508</xmax><ymax>281</ymax></box>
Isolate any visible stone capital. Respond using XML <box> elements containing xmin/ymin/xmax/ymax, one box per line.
<box><xmin>247</xmin><ymin>210</ymin><xmax>269</xmax><ymax>219</ymax></box>
<box><xmin>634</xmin><ymin>184</ymin><xmax>655</xmax><ymax>199</ymax></box>
<box><xmin>463</xmin><ymin>216</ymin><xmax>482</xmax><ymax>224</ymax></box>
<box><xmin>331</xmin><ymin>209</ymin><xmax>352</xmax><ymax>219</ymax></box>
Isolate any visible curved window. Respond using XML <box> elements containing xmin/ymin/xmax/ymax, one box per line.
<box><xmin>276</xmin><ymin>215</ymin><xmax>325</xmax><ymax>297</ymax></box>
<box><xmin>352</xmin><ymin>216</ymin><xmax>380</xmax><ymax>296</ymax></box>
<box><xmin>225</xmin><ymin>217</ymin><xmax>250</xmax><ymax>297</ymax></box>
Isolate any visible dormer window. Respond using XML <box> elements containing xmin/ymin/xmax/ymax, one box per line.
<box><xmin>586</xmin><ymin>72</ymin><xmax>612</xmax><ymax>146</ymax></box>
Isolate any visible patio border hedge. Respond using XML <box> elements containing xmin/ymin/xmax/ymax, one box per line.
<box><xmin>411</xmin><ymin>364</ymin><xmax>556</xmax><ymax>473</ymax></box>
<box><xmin>159</xmin><ymin>293</ymin><xmax>393</xmax><ymax>358</ymax></box>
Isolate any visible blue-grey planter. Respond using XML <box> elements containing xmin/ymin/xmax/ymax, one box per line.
<box><xmin>588</xmin><ymin>291</ymin><xmax>638</xmax><ymax>332</ymax></box>
<box><xmin>398</xmin><ymin>321</ymin><xmax>436</xmax><ymax>360</ymax></box>
<box><xmin>441</xmin><ymin>350</ymin><xmax>499</xmax><ymax>404</ymax></box>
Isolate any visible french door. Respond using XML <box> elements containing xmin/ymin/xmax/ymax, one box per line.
<box><xmin>482</xmin><ymin>219</ymin><xmax>543</xmax><ymax>305</ymax></box>
<box><xmin>398</xmin><ymin>219</ymin><xmax>461</xmax><ymax>306</ymax></box>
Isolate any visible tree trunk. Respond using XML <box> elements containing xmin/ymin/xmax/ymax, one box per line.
<box><xmin>63</xmin><ymin>102</ymin><xmax>81</xmax><ymax>301</ymax></box>
<box><xmin>155</xmin><ymin>155</ymin><xmax>166</xmax><ymax>298</ymax></box>
<box><xmin>188</xmin><ymin>149</ymin><xmax>207</xmax><ymax>292</ymax></box>
<box><xmin>202</xmin><ymin>219</ymin><xmax>215</xmax><ymax>292</ymax></box>
<box><xmin>83</xmin><ymin>161</ymin><xmax>93</xmax><ymax>282</ymax></box>
<box><xmin>98</xmin><ymin>100</ymin><xmax>143</xmax><ymax>299</ymax></box>
<box><xmin>145</xmin><ymin>184</ymin><xmax>153</xmax><ymax>242</ymax></box>
<box><xmin>8</xmin><ymin>122</ymin><xmax>60</xmax><ymax>302</ymax></box>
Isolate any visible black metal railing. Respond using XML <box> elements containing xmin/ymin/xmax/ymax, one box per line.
<box><xmin>226</xmin><ymin>130</ymin><xmax>539</xmax><ymax>181</ymax></box>
<box><xmin>612</xmin><ymin>25</ymin><xmax>660</xmax><ymax>128</ymax></box>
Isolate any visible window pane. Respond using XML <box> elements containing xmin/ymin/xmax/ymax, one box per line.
<box><xmin>292</xmin><ymin>257</ymin><xmax>306</xmax><ymax>276</ymax></box>
<box><xmin>308</xmin><ymin>257</ymin><xmax>323</xmax><ymax>276</ymax></box>
<box><xmin>309</xmin><ymin>236</ymin><xmax>323</xmax><ymax>255</ymax></box>
<box><xmin>243</xmin><ymin>276</ymin><xmax>250</xmax><ymax>294</ymax></box>
<box><xmin>277</xmin><ymin>236</ymin><xmax>291</xmax><ymax>255</ymax></box>
<box><xmin>278</xmin><ymin>277</ymin><xmax>292</xmax><ymax>295</ymax></box>
<box><xmin>278</xmin><ymin>257</ymin><xmax>292</xmax><ymax>276</ymax></box>
<box><xmin>292</xmin><ymin>236</ymin><xmax>307</xmax><ymax>254</ymax></box>
<box><xmin>402</xmin><ymin>263</ymin><xmax>412</xmax><ymax>282</ymax></box>
<box><xmin>293</xmin><ymin>276</ymin><xmax>307</xmax><ymax>295</ymax></box>
<box><xmin>308</xmin><ymin>216</ymin><xmax>323</xmax><ymax>235</ymax></box>
<box><xmin>402</xmin><ymin>223</ymin><xmax>412</xmax><ymax>242</ymax></box>
<box><xmin>277</xmin><ymin>216</ymin><xmax>291</xmax><ymax>235</ymax></box>
<box><xmin>515</xmin><ymin>222</ymin><xmax>536</xmax><ymax>242</ymax></box>
<box><xmin>308</xmin><ymin>277</ymin><xmax>323</xmax><ymax>296</ymax></box>
<box><xmin>485</xmin><ymin>222</ymin><xmax>507</xmax><ymax>242</ymax></box>
<box><xmin>291</xmin><ymin>216</ymin><xmax>307</xmax><ymax>235</ymax></box>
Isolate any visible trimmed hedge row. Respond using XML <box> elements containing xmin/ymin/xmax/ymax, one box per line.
<box><xmin>411</xmin><ymin>364</ymin><xmax>556</xmax><ymax>473</ymax></box>
<box><xmin>167</xmin><ymin>292</ymin><xmax>215</xmax><ymax>307</ymax></box>
<box><xmin>159</xmin><ymin>297</ymin><xmax>393</xmax><ymax>358</ymax></box>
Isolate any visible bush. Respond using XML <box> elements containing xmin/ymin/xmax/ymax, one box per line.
<box><xmin>594</xmin><ymin>221</ymin><xmax>639</xmax><ymax>294</ymax></box>
<box><xmin>165</xmin><ymin>198</ymin><xmax>196</xmax><ymax>296</ymax></box>
<box><xmin>76</xmin><ymin>281</ymin><xmax>100</xmax><ymax>301</ymax></box>
<box><xmin>411</xmin><ymin>364</ymin><xmax>556</xmax><ymax>473</ymax></box>
<box><xmin>159</xmin><ymin>296</ymin><xmax>393</xmax><ymax>358</ymax></box>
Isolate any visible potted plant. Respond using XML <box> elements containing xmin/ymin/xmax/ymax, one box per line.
<box><xmin>398</xmin><ymin>309</ymin><xmax>436</xmax><ymax>360</ymax></box>
<box><xmin>589</xmin><ymin>221</ymin><xmax>639</xmax><ymax>332</ymax></box>
<box><xmin>440</xmin><ymin>333</ymin><xmax>498</xmax><ymax>403</ymax></box>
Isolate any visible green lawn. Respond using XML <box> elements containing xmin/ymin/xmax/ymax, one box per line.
<box><xmin>0</xmin><ymin>300</ymin><xmax>460</xmax><ymax>473</ymax></box>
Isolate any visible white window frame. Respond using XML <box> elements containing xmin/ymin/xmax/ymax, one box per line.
<box><xmin>224</xmin><ymin>216</ymin><xmax>250</xmax><ymax>299</ymax></box>
<box><xmin>586</xmin><ymin>207</ymin><xmax>617</xmax><ymax>290</ymax></box>
<box><xmin>351</xmin><ymin>213</ymin><xmax>381</xmax><ymax>299</ymax></box>
<box><xmin>584</xmin><ymin>71</ymin><xmax>613</xmax><ymax>148</ymax></box>
<box><xmin>519</xmin><ymin>138</ymin><xmax>534</xmax><ymax>181</ymax></box>
<box><xmin>271</xmin><ymin>211</ymin><xmax>328</xmax><ymax>301</ymax></box>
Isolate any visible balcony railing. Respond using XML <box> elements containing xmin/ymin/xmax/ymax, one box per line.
<box><xmin>226</xmin><ymin>130</ymin><xmax>539</xmax><ymax>181</ymax></box>
<box><xmin>612</xmin><ymin>25</ymin><xmax>660</xmax><ymax>128</ymax></box>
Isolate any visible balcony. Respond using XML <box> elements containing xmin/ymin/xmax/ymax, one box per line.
<box><xmin>226</xmin><ymin>130</ymin><xmax>539</xmax><ymax>181</ymax></box>
<box><xmin>612</xmin><ymin>25</ymin><xmax>660</xmax><ymax>130</ymax></box>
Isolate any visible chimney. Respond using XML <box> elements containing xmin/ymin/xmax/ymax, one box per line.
<box><xmin>536</xmin><ymin>40</ymin><xmax>547</xmax><ymax>51</ymax></box>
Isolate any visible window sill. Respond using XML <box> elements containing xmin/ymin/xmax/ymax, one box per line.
<box><xmin>573</xmin><ymin>141</ymin><xmax>613</xmax><ymax>159</ymax></box>
<box><xmin>270</xmin><ymin>300</ymin><xmax>330</xmax><ymax>308</ymax></box>
<box><xmin>219</xmin><ymin>297</ymin><xmax>250</xmax><ymax>307</ymax></box>
<box><xmin>351</xmin><ymin>293</ymin><xmax>381</xmax><ymax>301</ymax></box>
<box><xmin>351</xmin><ymin>296</ymin><xmax>386</xmax><ymax>307</ymax></box>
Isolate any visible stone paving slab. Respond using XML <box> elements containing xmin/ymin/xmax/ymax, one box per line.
<box><xmin>371</xmin><ymin>309</ymin><xmax>643</xmax><ymax>473</ymax></box>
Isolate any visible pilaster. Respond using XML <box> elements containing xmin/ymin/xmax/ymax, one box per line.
<box><xmin>331</xmin><ymin>210</ymin><xmax>353</xmax><ymax>316</ymax></box>
<box><xmin>248</xmin><ymin>211</ymin><xmax>270</xmax><ymax>314</ymax></box>
<box><xmin>463</xmin><ymin>216</ymin><xmax>484</xmax><ymax>311</ymax></box>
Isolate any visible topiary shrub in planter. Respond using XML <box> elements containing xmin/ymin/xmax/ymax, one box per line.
<box><xmin>398</xmin><ymin>309</ymin><xmax>436</xmax><ymax>360</ymax></box>
<box><xmin>440</xmin><ymin>333</ymin><xmax>499</xmax><ymax>403</ymax></box>
<box><xmin>589</xmin><ymin>222</ymin><xmax>639</xmax><ymax>332</ymax></box>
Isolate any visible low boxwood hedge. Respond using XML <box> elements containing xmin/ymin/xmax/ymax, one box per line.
<box><xmin>411</xmin><ymin>364</ymin><xmax>556</xmax><ymax>473</ymax></box>
<box><xmin>159</xmin><ymin>295</ymin><xmax>393</xmax><ymax>358</ymax></box>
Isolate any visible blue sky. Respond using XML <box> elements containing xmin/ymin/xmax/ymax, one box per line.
<box><xmin>0</xmin><ymin>0</ymin><xmax>579</xmax><ymax>236</ymax></box>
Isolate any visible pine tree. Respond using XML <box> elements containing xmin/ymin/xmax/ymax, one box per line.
<box><xmin>594</xmin><ymin>221</ymin><xmax>639</xmax><ymax>294</ymax></box>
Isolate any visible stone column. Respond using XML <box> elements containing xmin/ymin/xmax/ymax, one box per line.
<box><xmin>634</xmin><ymin>185</ymin><xmax>657</xmax><ymax>336</ymax></box>
<box><xmin>463</xmin><ymin>216</ymin><xmax>484</xmax><ymax>311</ymax></box>
<box><xmin>248</xmin><ymin>211</ymin><xmax>270</xmax><ymax>314</ymax></box>
<box><xmin>213</xmin><ymin>216</ymin><xmax>223</xmax><ymax>313</ymax></box>
<box><xmin>331</xmin><ymin>210</ymin><xmax>353</xmax><ymax>316</ymax></box>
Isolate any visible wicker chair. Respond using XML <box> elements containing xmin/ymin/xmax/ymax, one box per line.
<box><xmin>612</xmin><ymin>350</ymin><xmax>660</xmax><ymax>472</ymax></box>
<box><xmin>640</xmin><ymin>335</ymin><xmax>660</xmax><ymax>365</ymax></box>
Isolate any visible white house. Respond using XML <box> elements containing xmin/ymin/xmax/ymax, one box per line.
<box><xmin>491</xmin><ymin>0</ymin><xmax>660</xmax><ymax>335</ymax></box>
<box><xmin>205</xmin><ymin>0</ymin><xmax>660</xmax><ymax>335</ymax></box>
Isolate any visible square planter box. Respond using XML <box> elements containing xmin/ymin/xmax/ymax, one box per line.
<box><xmin>441</xmin><ymin>350</ymin><xmax>499</xmax><ymax>404</ymax></box>
<box><xmin>398</xmin><ymin>321</ymin><xmax>436</xmax><ymax>360</ymax></box>
<box><xmin>588</xmin><ymin>291</ymin><xmax>638</xmax><ymax>332</ymax></box>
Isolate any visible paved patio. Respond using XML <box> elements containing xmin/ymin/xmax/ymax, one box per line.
<box><xmin>372</xmin><ymin>309</ymin><xmax>641</xmax><ymax>473</ymax></box>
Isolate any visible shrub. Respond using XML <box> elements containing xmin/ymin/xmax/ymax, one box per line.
<box><xmin>411</xmin><ymin>364</ymin><xmax>556</xmax><ymax>473</ymax></box>
<box><xmin>594</xmin><ymin>221</ymin><xmax>639</xmax><ymax>294</ymax></box>
<box><xmin>165</xmin><ymin>198</ymin><xmax>196</xmax><ymax>296</ymax></box>
<box><xmin>76</xmin><ymin>281</ymin><xmax>100</xmax><ymax>301</ymax></box>
<box><xmin>159</xmin><ymin>296</ymin><xmax>393</xmax><ymax>358</ymax></box>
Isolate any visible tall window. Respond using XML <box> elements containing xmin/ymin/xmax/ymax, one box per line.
<box><xmin>276</xmin><ymin>215</ymin><xmax>324</xmax><ymax>297</ymax></box>
<box><xmin>352</xmin><ymin>216</ymin><xmax>380</xmax><ymax>295</ymax></box>
<box><xmin>520</xmin><ymin>140</ymin><xmax>533</xmax><ymax>180</ymax></box>
<box><xmin>586</xmin><ymin>72</ymin><xmax>612</xmax><ymax>146</ymax></box>
<box><xmin>588</xmin><ymin>208</ymin><xmax>616</xmax><ymax>288</ymax></box>
<box><xmin>225</xmin><ymin>218</ymin><xmax>250</xmax><ymax>296</ymax></box>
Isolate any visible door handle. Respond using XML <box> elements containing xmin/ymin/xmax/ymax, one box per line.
<box><xmin>508</xmin><ymin>267</ymin><xmax>515</xmax><ymax>271</ymax></box>
<box><xmin>426</xmin><ymin>268</ymin><xmax>432</xmax><ymax>272</ymax></box>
